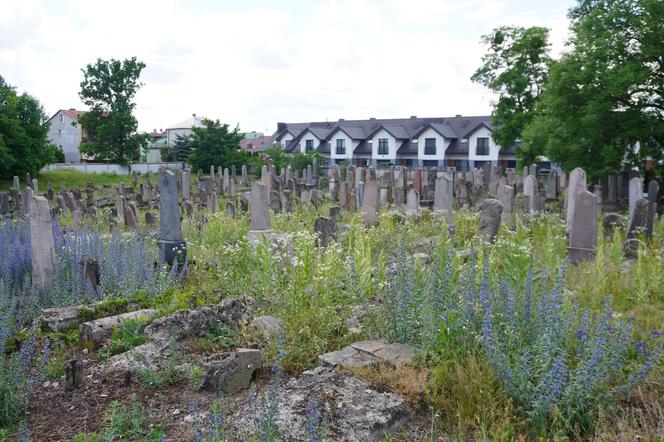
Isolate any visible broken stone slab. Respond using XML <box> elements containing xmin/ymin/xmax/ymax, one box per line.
<box><xmin>41</xmin><ymin>305</ymin><xmax>93</xmax><ymax>332</ymax></box>
<box><xmin>232</xmin><ymin>366</ymin><xmax>408</xmax><ymax>441</ymax></box>
<box><xmin>106</xmin><ymin>342</ymin><xmax>163</xmax><ymax>372</ymax></box>
<box><xmin>202</xmin><ymin>349</ymin><xmax>263</xmax><ymax>395</ymax></box>
<box><xmin>144</xmin><ymin>297</ymin><xmax>253</xmax><ymax>344</ymax></box>
<box><xmin>250</xmin><ymin>315</ymin><xmax>284</xmax><ymax>340</ymax></box>
<box><xmin>319</xmin><ymin>340</ymin><xmax>414</xmax><ymax>369</ymax></box>
<box><xmin>319</xmin><ymin>346</ymin><xmax>381</xmax><ymax>369</ymax></box>
<box><xmin>79</xmin><ymin>309</ymin><xmax>158</xmax><ymax>351</ymax></box>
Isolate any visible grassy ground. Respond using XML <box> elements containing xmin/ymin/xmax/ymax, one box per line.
<box><xmin>0</xmin><ymin>169</ymin><xmax>132</xmax><ymax>192</ymax></box>
<box><xmin>2</xmin><ymin>186</ymin><xmax>663</xmax><ymax>440</ymax></box>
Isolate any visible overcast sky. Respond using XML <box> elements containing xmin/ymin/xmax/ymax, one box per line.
<box><xmin>1</xmin><ymin>0</ymin><xmax>575</xmax><ymax>134</ymax></box>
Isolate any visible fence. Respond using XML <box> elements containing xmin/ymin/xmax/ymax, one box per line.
<box><xmin>41</xmin><ymin>162</ymin><xmax>186</xmax><ymax>175</ymax></box>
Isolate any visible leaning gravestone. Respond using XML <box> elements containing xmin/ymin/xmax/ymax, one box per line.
<box><xmin>158</xmin><ymin>170</ymin><xmax>186</xmax><ymax>265</ymax></box>
<box><xmin>29</xmin><ymin>196</ymin><xmax>55</xmax><ymax>292</ymax></box>
<box><xmin>478</xmin><ymin>199</ymin><xmax>503</xmax><ymax>243</ymax></box>
<box><xmin>568</xmin><ymin>191</ymin><xmax>597</xmax><ymax>265</ymax></box>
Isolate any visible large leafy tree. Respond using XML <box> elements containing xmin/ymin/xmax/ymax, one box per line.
<box><xmin>523</xmin><ymin>0</ymin><xmax>664</xmax><ymax>179</ymax></box>
<box><xmin>187</xmin><ymin>119</ymin><xmax>247</xmax><ymax>171</ymax></box>
<box><xmin>0</xmin><ymin>75</ymin><xmax>58</xmax><ymax>179</ymax></box>
<box><xmin>472</xmin><ymin>26</ymin><xmax>552</xmax><ymax>164</ymax></box>
<box><xmin>78</xmin><ymin>58</ymin><xmax>149</xmax><ymax>165</ymax></box>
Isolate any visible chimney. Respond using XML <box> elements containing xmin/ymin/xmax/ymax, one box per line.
<box><xmin>410</xmin><ymin>115</ymin><xmax>417</xmax><ymax>119</ymax></box>
<box><xmin>369</xmin><ymin>117</ymin><xmax>376</xmax><ymax>120</ymax></box>
<box><xmin>192</xmin><ymin>113</ymin><xmax>196</xmax><ymax>117</ymax></box>
<box><xmin>277</xmin><ymin>122</ymin><xmax>287</xmax><ymax>132</ymax></box>
<box><xmin>69</xmin><ymin>108</ymin><xmax>76</xmax><ymax>110</ymax></box>
<box><xmin>455</xmin><ymin>114</ymin><xmax>462</xmax><ymax>118</ymax></box>
<box><xmin>339</xmin><ymin>118</ymin><xmax>345</xmax><ymax>122</ymax></box>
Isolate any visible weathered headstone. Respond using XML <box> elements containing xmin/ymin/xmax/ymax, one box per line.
<box><xmin>433</xmin><ymin>174</ymin><xmax>453</xmax><ymax>225</ymax></box>
<box><xmin>478</xmin><ymin>199</ymin><xmax>503</xmax><ymax>243</ymax></box>
<box><xmin>158</xmin><ymin>170</ymin><xmax>186</xmax><ymax>265</ymax></box>
<box><xmin>314</xmin><ymin>216</ymin><xmax>338</xmax><ymax>247</ymax></box>
<box><xmin>29</xmin><ymin>196</ymin><xmax>55</xmax><ymax>291</ymax></box>
<box><xmin>406</xmin><ymin>188</ymin><xmax>419</xmax><ymax>216</ymax></box>
<box><xmin>568</xmin><ymin>191</ymin><xmax>597</xmax><ymax>265</ymax></box>
<box><xmin>523</xmin><ymin>175</ymin><xmax>537</xmax><ymax>214</ymax></box>
<box><xmin>248</xmin><ymin>181</ymin><xmax>272</xmax><ymax>242</ymax></box>
<box><xmin>361</xmin><ymin>182</ymin><xmax>378</xmax><ymax>227</ymax></box>
<box><xmin>629</xmin><ymin>177</ymin><xmax>644</xmax><ymax>218</ymax></box>
<box><xmin>566</xmin><ymin>168</ymin><xmax>587</xmax><ymax>231</ymax></box>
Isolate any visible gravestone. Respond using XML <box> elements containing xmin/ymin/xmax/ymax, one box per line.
<box><xmin>497</xmin><ymin>184</ymin><xmax>514</xmax><ymax>226</ymax></box>
<box><xmin>248</xmin><ymin>181</ymin><xmax>272</xmax><ymax>242</ymax></box>
<box><xmin>647</xmin><ymin>180</ymin><xmax>659</xmax><ymax>203</ymax></box>
<box><xmin>565</xmin><ymin>168</ymin><xmax>587</xmax><ymax>231</ymax></box>
<box><xmin>226</xmin><ymin>201</ymin><xmax>236</xmax><ymax>218</ymax></box>
<box><xmin>406</xmin><ymin>188</ymin><xmax>419</xmax><ymax>216</ymax></box>
<box><xmin>145</xmin><ymin>212</ymin><xmax>156</xmax><ymax>226</ymax></box>
<box><xmin>29</xmin><ymin>196</ymin><xmax>55</xmax><ymax>291</ymax></box>
<box><xmin>314</xmin><ymin>216</ymin><xmax>338</xmax><ymax>247</ymax></box>
<box><xmin>207</xmin><ymin>191</ymin><xmax>218</xmax><ymax>213</ymax></box>
<box><xmin>182</xmin><ymin>170</ymin><xmax>191</xmax><ymax>201</ymax></box>
<box><xmin>478</xmin><ymin>199</ymin><xmax>503</xmax><ymax>243</ymax></box>
<box><xmin>626</xmin><ymin>198</ymin><xmax>651</xmax><ymax>240</ymax></box>
<box><xmin>629</xmin><ymin>177</ymin><xmax>644</xmax><ymax>218</ymax></box>
<box><xmin>433</xmin><ymin>174</ymin><xmax>453</xmax><ymax>225</ymax></box>
<box><xmin>523</xmin><ymin>175</ymin><xmax>537</xmax><ymax>214</ymax></box>
<box><xmin>158</xmin><ymin>170</ymin><xmax>186</xmax><ymax>265</ymax></box>
<box><xmin>567</xmin><ymin>191</ymin><xmax>597</xmax><ymax>265</ymax></box>
<box><xmin>602</xmin><ymin>213</ymin><xmax>626</xmax><ymax>237</ymax></box>
<box><xmin>361</xmin><ymin>182</ymin><xmax>378</xmax><ymax>227</ymax></box>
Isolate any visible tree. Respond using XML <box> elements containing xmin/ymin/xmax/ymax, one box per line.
<box><xmin>523</xmin><ymin>0</ymin><xmax>664</xmax><ymax>179</ymax></box>
<box><xmin>78</xmin><ymin>58</ymin><xmax>148</xmax><ymax>165</ymax></box>
<box><xmin>172</xmin><ymin>133</ymin><xmax>191</xmax><ymax>161</ymax></box>
<box><xmin>186</xmin><ymin>119</ymin><xmax>247</xmax><ymax>171</ymax></box>
<box><xmin>471</xmin><ymin>26</ymin><xmax>552</xmax><ymax>164</ymax></box>
<box><xmin>0</xmin><ymin>75</ymin><xmax>56</xmax><ymax>179</ymax></box>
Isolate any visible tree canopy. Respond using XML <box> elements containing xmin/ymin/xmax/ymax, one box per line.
<box><xmin>474</xmin><ymin>0</ymin><xmax>663</xmax><ymax>179</ymax></box>
<box><xmin>0</xmin><ymin>75</ymin><xmax>59</xmax><ymax>180</ymax></box>
<box><xmin>186</xmin><ymin>119</ymin><xmax>247</xmax><ymax>171</ymax></box>
<box><xmin>471</xmin><ymin>26</ymin><xmax>552</xmax><ymax>165</ymax></box>
<box><xmin>78</xmin><ymin>58</ymin><xmax>148</xmax><ymax>165</ymax></box>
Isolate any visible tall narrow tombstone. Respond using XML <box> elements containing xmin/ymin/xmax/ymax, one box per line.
<box><xmin>478</xmin><ymin>199</ymin><xmax>503</xmax><ymax>243</ymax></box>
<box><xmin>498</xmin><ymin>184</ymin><xmax>514</xmax><ymax>227</ymax></box>
<box><xmin>433</xmin><ymin>174</ymin><xmax>453</xmax><ymax>225</ymax></box>
<box><xmin>629</xmin><ymin>177</ymin><xmax>643</xmax><ymax>218</ymax></box>
<box><xmin>248</xmin><ymin>181</ymin><xmax>272</xmax><ymax>242</ymax></box>
<box><xmin>207</xmin><ymin>191</ymin><xmax>218</xmax><ymax>213</ymax></box>
<box><xmin>647</xmin><ymin>180</ymin><xmax>659</xmax><ymax>203</ymax></box>
<box><xmin>607</xmin><ymin>174</ymin><xmax>619</xmax><ymax>208</ymax></box>
<box><xmin>29</xmin><ymin>196</ymin><xmax>55</xmax><ymax>292</ymax></box>
<box><xmin>158</xmin><ymin>170</ymin><xmax>186</xmax><ymax>265</ymax></box>
<box><xmin>182</xmin><ymin>170</ymin><xmax>191</xmax><ymax>201</ymax></box>
<box><xmin>567</xmin><ymin>191</ymin><xmax>597</xmax><ymax>264</ymax></box>
<box><xmin>226</xmin><ymin>201</ymin><xmax>236</xmax><ymax>218</ymax></box>
<box><xmin>361</xmin><ymin>181</ymin><xmax>378</xmax><ymax>227</ymax></box>
<box><xmin>241</xmin><ymin>164</ymin><xmax>248</xmax><ymax>187</ymax></box>
<box><xmin>565</xmin><ymin>168</ymin><xmax>587</xmax><ymax>231</ymax></box>
<box><xmin>523</xmin><ymin>175</ymin><xmax>537</xmax><ymax>214</ymax></box>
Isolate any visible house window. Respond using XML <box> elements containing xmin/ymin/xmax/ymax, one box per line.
<box><xmin>424</xmin><ymin>138</ymin><xmax>436</xmax><ymax>155</ymax></box>
<box><xmin>336</xmin><ymin>138</ymin><xmax>346</xmax><ymax>155</ymax></box>
<box><xmin>59</xmin><ymin>114</ymin><xmax>64</xmax><ymax>123</ymax></box>
<box><xmin>476</xmin><ymin>137</ymin><xmax>489</xmax><ymax>156</ymax></box>
<box><xmin>378</xmin><ymin>138</ymin><xmax>388</xmax><ymax>155</ymax></box>
<box><xmin>305</xmin><ymin>139</ymin><xmax>314</xmax><ymax>152</ymax></box>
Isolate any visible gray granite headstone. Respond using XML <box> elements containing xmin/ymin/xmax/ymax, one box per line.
<box><xmin>361</xmin><ymin>181</ymin><xmax>378</xmax><ymax>227</ymax></box>
<box><xmin>158</xmin><ymin>170</ymin><xmax>186</xmax><ymax>265</ymax></box>
<box><xmin>29</xmin><ymin>196</ymin><xmax>55</xmax><ymax>291</ymax></box>
<box><xmin>566</xmin><ymin>167</ymin><xmax>587</xmax><ymax>231</ymax></box>
<box><xmin>406</xmin><ymin>188</ymin><xmax>419</xmax><ymax>216</ymax></box>
<box><xmin>433</xmin><ymin>174</ymin><xmax>453</xmax><ymax>225</ymax></box>
<box><xmin>314</xmin><ymin>216</ymin><xmax>337</xmax><ymax>247</ymax></box>
<box><xmin>568</xmin><ymin>190</ymin><xmax>597</xmax><ymax>265</ymax></box>
<box><xmin>629</xmin><ymin>177</ymin><xmax>644</xmax><ymax>218</ymax></box>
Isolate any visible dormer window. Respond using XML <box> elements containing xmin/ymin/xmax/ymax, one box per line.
<box><xmin>336</xmin><ymin>139</ymin><xmax>346</xmax><ymax>155</ymax></box>
<box><xmin>476</xmin><ymin>137</ymin><xmax>489</xmax><ymax>155</ymax></box>
<box><xmin>305</xmin><ymin>139</ymin><xmax>314</xmax><ymax>152</ymax></box>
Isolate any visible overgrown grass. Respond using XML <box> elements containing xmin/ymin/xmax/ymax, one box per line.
<box><xmin>0</xmin><ymin>169</ymin><xmax>129</xmax><ymax>192</ymax></box>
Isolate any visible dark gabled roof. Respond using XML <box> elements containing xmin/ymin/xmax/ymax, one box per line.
<box><xmin>329</xmin><ymin>125</ymin><xmax>366</xmax><ymax>140</ymax></box>
<box><xmin>317</xmin><ymin>141</ymin><xmax>330</xmax><ymax>154</ymax></box>
<box><xmin>367</xmin><ymin>124</ymin><xmax>409</xmax><ymax>140</ymax></box>
<box><xmin>284</xmin><ymin>139</ymin><xmax>300</xmax><ymax>153</ymax></box>
<box><xmin>396</xmin><ymin>141</ymin><xmax>418</xmax><ymax>155</ymax></box>
<box><xmin>445</xmin><ymin>139</ymin><xmax>469</xmax><ymax>155</ymax></box>
<box><xmin>354</xmin><ymin>140</ymin><xmax>372</xmax><ymax>154</ymax></box>
<box><xmin>273</xmin><ymin>115</ymin><xmax>494</xmax><ymax>151</ymax></box>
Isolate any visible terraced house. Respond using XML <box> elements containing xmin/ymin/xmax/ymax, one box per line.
<box><xmin>272</xmin><ymin>115</ymin><xmax>517</xmax><ymax>170</ymax></box>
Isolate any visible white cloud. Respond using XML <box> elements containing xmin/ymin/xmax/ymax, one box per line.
<box><xmin>0</xmin><ymin>0</ymin><xmax>575</xmax><ymax>134</ymax></box>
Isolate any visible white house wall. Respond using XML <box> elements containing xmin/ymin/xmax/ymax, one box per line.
<box><xmin>47</xmin><ymin>111</ymin><xmax>82</xmax><ymax>163</ymax></box>
<box><xmin>371</xmin><ymin>129</ymin><xmax>397</xmax><ymax>161</ymax></box>
<box><xmin>166</xmin><ymin>128</ymin><xmax>194</xmax><ymax>147</ymax></box>
<box><xmin>416</xmin><ymin>128</ymin><xmax>448</xmax><ymax>161</ymax></box>
<box><xmin>329</xmin><ymin>132</ymin><xmax>354</xmax><ymax>161</ymax></box>
<box><xmin>467</xmin><ymin>126</ymin><xmax>499</xmax><ymax>163</ymax></box>
<box><xmin>299</xmin><ymin>132</ymin><xmax>320</xmax><ymax>153</ymax></box>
